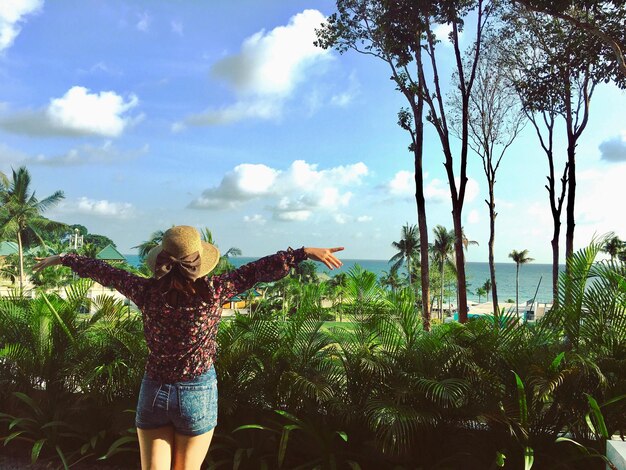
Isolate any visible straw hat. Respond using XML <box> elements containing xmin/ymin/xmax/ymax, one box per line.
<box><xmin>145</xmin><ymin>226</ymin><xmax>220</xmax><ymax>280</ymax></box>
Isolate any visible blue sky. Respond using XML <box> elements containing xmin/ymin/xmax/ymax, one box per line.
<box><xmin>1</xmin><ymin>0</ymin><xmax>625</xmax><ymax>263</ymax></box>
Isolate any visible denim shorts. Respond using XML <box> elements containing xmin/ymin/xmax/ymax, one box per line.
<box><xmin>135</xmin><ymin>366</ymin><xmax>218</xmax><ymax>436</ymax></box>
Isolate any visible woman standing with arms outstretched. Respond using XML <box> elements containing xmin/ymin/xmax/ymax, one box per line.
<box><xmin>34</xmin><ymin>225</ymin><xmax>344</xmax><ymax>470</ymax></box>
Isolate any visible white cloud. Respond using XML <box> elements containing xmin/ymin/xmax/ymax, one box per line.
<box><xmin>1</xmin><ymin>86</ymin><xmax>140</xmax><ymax>137</ymax></box>
<box><xmin>599</xmin><ymin>132</ymin><xmax>626</xmax><ymax>162</ymax></box>
<box><xmin>330</xmin><ymin>71</ymin><xmax>360</xmax><ymax>107</ymax></box>
<box><xmin>0</xmin><ymin>0</ymin><xmax>43</xmax><ymax>52</ymax></box>
<box><xmin>0</xmin><ymin>142</ymin><xmax>30</xmax><ymax>165</ymax></box>
<box><xmin>424</xmin><ymin>178</ymin><xmax>449</xmax><ymax>203</ymax></box>
<box><xmin>575</xmin><ymin>167</ymin><xmax>626</xmax><ymax>239</ymax></box>
<box><xmin>33</xmin><ymin>141</ymin><xmax>149</xmax><ymax>166</ymax></box>
<box><xmin>383</xmin><ymin>171</ymin><xmax>479</xmax><ymax>205</ymax></box>
<box><xmin>243</xmin><ymin>214</ymin><xmax>267</xmax><ymax>225</ymax></box>
<box><xmin>190</xmin><ymin>163</ymin><xmax>279</xmax><ymax>209</ymax></box>
<box><xmin>432</xmin><ymin>23</ymin><xmax>462</xmax><ymax>47</ymax></box>
<box><xmin>175</xmin><ymin>9</ymin><xmax>330</xmax><ymax>128</ymax></box>
<box><xmin>136</xmin><ymin>12</ymin><xmax>151</xmax><ymax>32</ymax></box>
<box><xmin>460</xmin><ymin>177</ymin><xmax>480</xmax><ymax>203</ymax></box>
<box><xmin>386</xmin><ymin>170</ymin><xmax>413</xmax><ymax>196</ymax></box>
<box><xmin>190</xmin><ymin>159</ymin><xmax>368</xmax><ymax>222</ymax></box>
<box><xmin>467</xmin><ymin>209</ymin><xmax>480</xmax><ymax>224</ymax></box>
<box><xmin>357</xmin><ymin>215</ymin><xmax>372</xmax><ymax>222</ymax></box>
<box><xmin>175</xmin><ymin>99</ymin><xmax>282</xmax><ymax>128</ymax></box>
<box><xmin>58</xmin><ymin>197</ymin><xmax>135</xmax><ymax>219</ymax></box>
<box><xmin>495</xmin><ymin>198</ymin><xmax>515</xmax><ymax>210</ymax></box>
<box><xmin>0</xmin><ymin>141</ymin><xmax>148</xmax><ymax>167</ymax></box>
<box><xmin>77</xmin><ymin>62</ymin><xmax>123</xmax><ymax>77</ymax></box>
<box><xmin>212</xmin><ymin>9</ymin><xmax>328</xmax><ymax>96</ymax></box>
<box><xmin>334</xmin><ymin>213</ymin><xmax>349</xmax><ymax>224</ymax></box>
<box><xmin>171</xmin><ymin>20</ymin><xmax>183</xmax><ymax>36</ymax></box>
<box><xmin>48</xmin><ymin>87</ymin><xmax>139</xmax><ymax>136</ymax></box>
<box><xmin>275</xmin><ymin>210</ymin><xmax>311</xmax><ymax>222</ymax></box>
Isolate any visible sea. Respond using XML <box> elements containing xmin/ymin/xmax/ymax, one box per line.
<box><xmin>124</xmin><ymin>254</ymin><xmax>559</xmax><ymax>304</ymax></box>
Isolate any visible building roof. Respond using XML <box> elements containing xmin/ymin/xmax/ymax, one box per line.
<box><xmin>230</xmin><ymin>289</ymin><xmax>261</xmax><ymax>302</ymax></box>
<box><xmin>0</xmin><ymin>241</ymin><xmax>18</xmax><ymax>256</ymax></box>
<box><xmin>96</xmin><ymin>244</ymin><xmax>127</xmax><ymax>261</ymax></box>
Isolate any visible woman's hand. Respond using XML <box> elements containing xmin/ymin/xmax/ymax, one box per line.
<box><xmin>33</xmin><ymin>255</ymin><xmax>63</xmax><ymax>273</ymax></box>
<box><xmin>304</xmin><ymin>247</ymin><xmax>344</xmax><ymax>270</ymax></box>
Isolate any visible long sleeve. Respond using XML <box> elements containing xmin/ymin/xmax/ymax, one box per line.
<box><xmin>212</xmin><ymin>247</ymin><xmax>307</xmax><ymax>301</ymax></box>
<box><xmin>60</xmin><ymin>253</ymin><xmax>149</xmax><ymax>307</ymax></box>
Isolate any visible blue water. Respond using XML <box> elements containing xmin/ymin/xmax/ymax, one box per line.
<box><xmin>123</xmin><ymin>254</ymin><xmax>558</xmax><ymax>303</ymax></box>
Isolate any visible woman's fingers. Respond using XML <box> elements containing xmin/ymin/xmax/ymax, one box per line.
<box><xmin>304</xmin><ymin>247</ymin><xmax>344</xmax><ymax>270</ymax></box>
<box><xmin>324</xmin><ymin>249</ymin><xmax>343</xmax><ymax>269</ymax></box>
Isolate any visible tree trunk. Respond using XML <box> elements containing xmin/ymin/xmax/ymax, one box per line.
<box><xmin>441</xmin><ymin>260</ymin><xmax>445</xmax><ymax>322</ymax></box>
<box><xmin>415</xmin><ymin>163</ymin><xmax>430</xmax><ymax>330</ymax></box>
<box><xmin>17</xmin><ymin>230</ymin><xmax>24</xmax><ymax>292</ymax></box>
<box><xmin>516</xmin><ymin>264</ymin><xmax>520</xmax><ymax>319</ymax></box>
<box><xmin>452</xmin><ymin>208</ymin><xmax>468</xmax><ymax>323</ymax></box>
<box><xmin>488</xmin><ymin>183</ymin><xmax>500</xmax><ymax>323</ymax></box>
<box><xmin>551</xmin><ymin>227</ymin><xmax>560</xmax><ymax>306</ymax></box>
<box><xmin>563</xmin><ymin>76</ymin><xmax>578</xmax><ymax>273</ymax></box>
<box><xmin>407</xmin><ymin>256</ymin><xmax>412</xmax><ymax>290</ymax></box>
<box><xmin>413</xmin><ymin>86</ymin><xmax>430</xmax><ymax>331</ymax></box>
<box><xmin>565</xmin><ymin>139</ymin><xmax>576</xmax><ymax>268</ymax></box>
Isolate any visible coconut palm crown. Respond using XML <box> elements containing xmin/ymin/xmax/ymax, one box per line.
<box><xmin>430</xmin><ymin>225</ymin><xmax>455</xmax><ymax>319</ymax></box>
<box><xmin>602</xmin><ymin>235</ymin><xmax>624</xmax><ymax>261</ymax></box>
<box><xmin>389</xmin><ymin>223</ymin><xmax>420</xmax><ymax>290</ymax></box>
<box><xmin>0</xmin><ymin>167</ymin><xmax>65</xmax><ymax>290</ymax></box>
<box><xmin>508</xmin><ymin>249</ymin><xmax>534</xmax><ymax>319</ymax></box>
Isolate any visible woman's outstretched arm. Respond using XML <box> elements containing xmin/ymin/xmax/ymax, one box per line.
<box><xmin>34</xmin><ymin>253</ymin><xmax>149</xmax><ymax>306</ymax></box>
<box><xmin>212</xmin><ymin>246</ymin><xmax>344</xmax><ymax>301</ymax></box>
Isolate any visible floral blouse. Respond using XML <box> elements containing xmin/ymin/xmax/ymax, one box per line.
<box><xmin>61</xmin><ymin>248</ymin><xmax>307</xmax><ymax>383</ymax></box>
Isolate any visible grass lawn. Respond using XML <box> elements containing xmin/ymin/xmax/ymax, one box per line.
<box><xmin>321</xmin><ymin>320</ymin><xmax>356</xmax><ymax>332</ymax></box>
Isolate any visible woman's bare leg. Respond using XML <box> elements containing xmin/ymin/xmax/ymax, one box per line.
<box><xmin>137</xmin><ymin>425</ymin><xmax>175</xmax><ymax>470</ymax></box>
<box><xmin>172</xmin><ymin>428</ymin><xmax>214</xmax><ymax>470</ymax></box>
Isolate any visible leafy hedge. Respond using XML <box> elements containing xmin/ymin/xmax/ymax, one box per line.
<box><xmin>0</xmin><ymin>243</ymin><xmax>624</xmax><ymax>469</ymax></box>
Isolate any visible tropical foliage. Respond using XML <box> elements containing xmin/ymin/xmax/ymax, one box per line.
<box><xmin>0</xmin><ymin>243</ymin><xmax>624</xmax><ymax>468</ymax></box>
<box><xmin>0</xmin><ymin>281</ymin><xmax>147</xmax><ymax>468</ymax></box>
<box><xmin>0</xmin><ymin>167</ymin><xmax>65</xmax><ymax>290</ymax></box>
<box><xmin>509</xmin><ymin>249</ymin><xmax>535</xmax><ymax>319</ymax></box>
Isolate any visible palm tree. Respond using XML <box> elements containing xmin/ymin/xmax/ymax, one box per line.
<box><xmin>379</xmin><ymin>266</ymin><xmax>403</xmax><ymax>292</ymax></box>
<box><xmin>132</xmin><ymin>229</ymin><xmax>165</xmax><ymax>260</ymax></box>
<box><xmin>602</xmin><ymin>235</ymin><xmax>624</xmax><ymax>261</ymax></box>
<box><xmin>430</xmin><ymin>225</ymin><xmax>455</xmax><ymax>320</ymax></box>
<box><xmin>0</xmin><ymin>167</ymin><xmax>65</xmax><ymax>290</ymax></box>
<box><xmin>389</xmin><ymin>224</ymin><xmax>420</xmax><ymax>292</ymax></box>
<box><xmin>329</xmin><ymin>272</ymin><xmax>348</xmax><ymax>321</ymax></box>
<box><xmin>461</xmin><ymin>228</ymin><xmax>479</xmax><ymax>252</ymax></box>
<box><xmin>482</xmin><ymin>279</ymin><xmax>492</xmax><ymax>302</ymax></box>
<box><xmin>476</xmin><ymin>286</ymin><xmax>486</xmax><ymax>303</ymax></box>
<box><xmin>199</xmin><ymin>227</ymin><xmax>240</xmax><ymax>257</ymax></box>
<box><xmin>508</xmin><ymin>249</ymin><xmax>534</xmax><ymax>319</ymax></box>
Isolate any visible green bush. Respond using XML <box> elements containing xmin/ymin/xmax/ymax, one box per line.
<box><xmin>0</xmin><ymin>243</ymin><xmax>624</xmax><ymax>469</ymax></box>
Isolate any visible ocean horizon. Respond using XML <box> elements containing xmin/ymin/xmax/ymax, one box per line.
<box><xmin>124</xmin><ymin>254</ymin><xmax>558</xmax><ymax>304</ymax></box>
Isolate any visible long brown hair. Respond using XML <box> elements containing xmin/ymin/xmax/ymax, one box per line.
<box><xmin>156</xmin><ymin>265</ymin><xmax>210</xmax><ymax>305</ymax></box>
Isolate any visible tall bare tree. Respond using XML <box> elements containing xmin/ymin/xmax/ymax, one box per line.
<box><xmin>502</xmin><ymin>6</ymin><xmax>625</xmax><ymax>299</ymax></box>
<box><xmin>450</xmin><ymin>38</ymin><xmax>525</xmax><ymax>320</ymax></box>
<box><xmin>316</xmin><ymin>0</ymin><xmax>433</xmax><ymax>328</ymax></box>
<box><xmin>318</xmin><ymin>0</ymin><xmax>496</xmax><ymax>322</ymax></box>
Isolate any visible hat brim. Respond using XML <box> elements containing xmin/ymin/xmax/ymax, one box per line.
<box><xmin>145</xmin><ymin>241</ymin><xmax>221</xmax><ymax>280</ymax></box>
